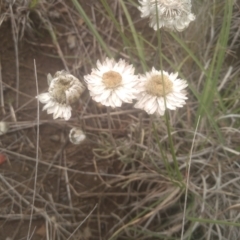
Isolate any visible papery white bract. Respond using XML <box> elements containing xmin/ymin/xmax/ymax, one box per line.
<box><xmin>36</xmin><ymin>71</ymin><xmax>85</xmax><ymax>121</ymax></box>
<box><xmin>138</xmin><ymin>0</ymin><xmax>195</xmax><ymax>31</ymax></box>
<box><xmin>84</xmin><ymin>58</ymin><xmax>138</xmax><ymax>108</ymax></box>
<box><xmin>134</xmin><ymin>68</ymin><xmax>188</xmax><ymax>115</ymax></box>
<box><xmin>69</xmin><ymin>127</ymin><xmax>86</xmax><ymax>145</ymax></box>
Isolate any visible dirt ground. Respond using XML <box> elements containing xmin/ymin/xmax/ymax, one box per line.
<box><xmin>0</xmin><ymin>13</ymin><xmax>120</xmax><ymax>240</ymax></box>
<box><xmin>0</xmin><ymin>4</ymin><xmax>142</xmax><ymax>237</ymax></box>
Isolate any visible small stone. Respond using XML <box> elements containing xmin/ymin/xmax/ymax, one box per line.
<box><xmin>67</xmin><ymin>35</ymin><xmax>76</xmax><ymax>49</ymax></box>
<box><xmin>0</xmin><ymin>122</ymin><xmax>8</xmax><ymax>136</ymax></box>
<box><xmin>50</xmin><ymin>135</ymin><xmax>60</xmax><ymax>142</ymax></box>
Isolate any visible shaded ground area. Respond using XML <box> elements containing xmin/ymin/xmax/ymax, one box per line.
<box><xmin>0</xmin><ymin>13</ymin><xmax>143</xmax><ymax>240</ymax></box>
<box><xmin>0</xmin><ymin>16</ymin><xmax>110</xmax><ymax>240</ymax></box>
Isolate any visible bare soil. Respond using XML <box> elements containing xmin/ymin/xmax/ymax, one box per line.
<box><xmin>0</xmin><ymin>17</ymin><xmax>122</xmax><ymax>240</ymax></box>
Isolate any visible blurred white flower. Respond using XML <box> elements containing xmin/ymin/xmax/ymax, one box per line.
<box><xmin>36</xmin><ymin>71</ymin><xmax>85</xmax><ymax>121</ymax></box>
<box><xmin>134</xmin><ymin>68</ymin><xmax>188</xmax><ymax>115</ymax></box>
<box><xmin>84</xmin><ymin>58</ymin><xmax>138</xmax><ymax>108</ymax></box>
<box><xmin>138</xmin><ymin>0</ymin><xmax>195</xmax><ymax>31</ymax></box>
<box><xmin>69</xmin><ymin>127</ymin><xmax>86</xmax><ymax>145</ymax></box>
<box><xmin>0</xmin><ymin>121</ymin><xmax>8</xmax><ymax>136</ymax></box>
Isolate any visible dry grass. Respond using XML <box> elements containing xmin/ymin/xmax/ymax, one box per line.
<box><xmin>0</xmin><ymin>0</ymin><xmax>240</xmax><ymax>240</ymax></box>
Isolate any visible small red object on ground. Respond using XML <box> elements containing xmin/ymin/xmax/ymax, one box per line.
<box><xmin>0</xmin><ymin>154</ymin><xmax>6</xmax><ymax>165</ymax></box>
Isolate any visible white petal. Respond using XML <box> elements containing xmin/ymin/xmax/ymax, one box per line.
<box><xmin>42</xmin><ymin>100</ymin><xmax>55</xmax><ymax>111</ymax></box>
<box><xmin>53</xmin><ymin>105</ymin><xmax>62</xmax><ymax>119</ymax></box>
<box><xmin>157</xmin><ymin>97</ymin><xmax>165</xmax><ymax>113</ymax></box>
<box><xmin>63</xmin><ymin>106</ymin><xmax>72</xmax><ymax>120</ymax></box>
<box><xmin>111</xmin><ymin>91</ymin><xmax>122</xmax><ymax>107</ymax></box>
<box><xmin>37</xmin><ymin>93</ymin><xmax>51</xmax><ymax>103</ymax></box>
<box><xmin>144</xmin><ymin>96</ymin><xmax>157</xmax><ymax>112</ymax></box>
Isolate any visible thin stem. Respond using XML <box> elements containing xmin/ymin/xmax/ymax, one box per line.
<box><xmin>107</xmin><ymin>107</ymin><xmax>117</xmax><ymax>153</ymax></box>
<box><xmin>181</xmin><ymin>116</ymin><xmax>200</xmax><ymax>239</ymax></box>
<box><xmin>66</xmin><ymin>204</ymin><xmax>98</xmax><ymax>240</ymax></box>
<box><xmin>155</xmin><ymin>2</ymin><xmax>182</xmax><ymax>181</ymax></box>
<box><xmin>27</xmin><ymin>59</ymin><xmax>40</xmax><ymax>239</ymax></box>
<box><xmin>0</xmin><ymin>60</ymin><xmax>5</xmax><ymax>115</ymax></box>
<box><xmin>9</xmin><ymin>5</ymin><xmax>19</xmax><ymax>108</ymax></box>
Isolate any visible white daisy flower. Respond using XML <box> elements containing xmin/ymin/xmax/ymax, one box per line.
<box><xmin>84</xmin><ymin>58</ymin><xmax>138</xmax><ymax>108</ymax></box>
<box><xmin>134</xmin><ymin>68</ymin><xmax>188</xmax><ymax>115</ymax></box>
<box><xmin>69</xmin><ymin>127</ymin><xmax>86</xmax><ymax>145</ymax></box>
<box><xmin>138</xmin><ymin>0</ymin><xmax>195</xmax><ymax>31</ymax></box>
<box><xmin>36</xmin><ymin>71</ymin><xmax>85</xmax><ymax>121</ymax></box>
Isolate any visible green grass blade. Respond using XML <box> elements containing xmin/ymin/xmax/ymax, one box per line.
<box><xmin>197</xmin><ymin>1</ymin><xmax>233</xmax><ymax>118</ymax></box>
<box><xmin>72</xmin><ymin>0</ymin><xmax>112</xmax><ymax>57</ymax></box>
<box><xmin>188</xmin><ymin>217</ymin><xmax>240</xmax><ymax>227</ymax></box>
<box><xmin>119</xmin><ymin>0</ymin><xmax>147</xmax><ymax>71</ymax></box>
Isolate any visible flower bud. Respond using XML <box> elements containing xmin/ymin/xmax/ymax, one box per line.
<box><xmin>69</xmin><ymin>127</ymin><xmax>86</xmax><ymax>145</ymax></box>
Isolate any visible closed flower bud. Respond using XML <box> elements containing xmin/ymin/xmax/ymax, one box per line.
<box><xmin>69</xmin><ymin>127</ymin><xmax>86</xmax><ymax>145</ymax></box>
<box><xmin>36</xmin><ymin>71</ymin><xmax>85</xmax><ymax>121</ymax></box>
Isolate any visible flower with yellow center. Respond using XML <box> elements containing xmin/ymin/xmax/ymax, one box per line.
<box><xmin>84</xmin><ymin>58</ymin><xmax>138</xmax><ymax>108</ymax></box>
<box><xmin>138</xmin><ymin>0</ymin><xmax>195</xmax><ymax>31</ymax></box>
<box><xmin>36</xmin><ymin>70</ymin><xmax>85</xmax><ymax>120</ymax></box>
<box><xmin>134</xmin><ymin>68</ymin><xmax>188</xmax><ymax>115</ymax></box>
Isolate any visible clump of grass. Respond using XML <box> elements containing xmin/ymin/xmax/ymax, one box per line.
<box><xmin>0</xmin><ymin>0</ymin><xmax>240</xmax><ymax>239</ymax></box>
<box><xmin>70</xmin><ymin>0</ymin><xmax>239</xmax><ymax>239</ymax></box>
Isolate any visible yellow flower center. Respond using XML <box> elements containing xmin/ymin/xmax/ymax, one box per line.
<box><xmin>102</xmin><ymin>71</ymin><xmax>122</xmax><ymax>89</ymax></box>
<box><xmin>145</xmin><ymin>74</ymin><xmax>173</xmax><ymax>97</ymax></box>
